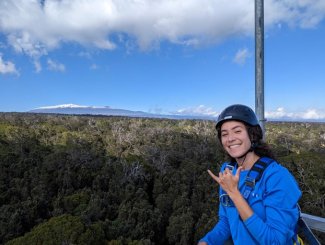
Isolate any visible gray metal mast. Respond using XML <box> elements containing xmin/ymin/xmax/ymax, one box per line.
<box><xmin>255</xmin><ymin>0</ymin><xmax>265</xmax><ymax>134</ymax></box>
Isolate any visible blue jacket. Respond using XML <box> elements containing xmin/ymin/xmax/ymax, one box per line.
<box><xmin>200</xmin><ymin>159</ymin><xmax>301</xmax><ymax>245</ymax></box>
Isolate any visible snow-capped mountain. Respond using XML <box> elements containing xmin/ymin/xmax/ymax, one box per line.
<box><xmin>36</xmin><ymin>104</ymin><xmax>92</xmax><ymax>109</ymax></box>
<box><xmin>29</xmin><ymin>104</ymin><xmax>154</xmax><ymax>117</ymax></box>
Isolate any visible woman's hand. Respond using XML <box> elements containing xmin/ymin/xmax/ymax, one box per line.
<box><xmin>207</xmin><ymin>166</ymin><xmax>253</xmax><ymax>221</ymax></box>
<box><xmin>207</xmin><ymin>166</ymin><xmax>243</xmax><ymax>195</ymax></box>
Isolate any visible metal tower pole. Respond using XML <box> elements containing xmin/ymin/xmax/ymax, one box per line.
<box><xmin>255</xmin><ymin>0</ymin><xmax>266</xmax><ymax>135</ymax></box>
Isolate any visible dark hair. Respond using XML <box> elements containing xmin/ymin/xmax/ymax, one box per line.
<box><xmin>247</xmin><ymin>124</ymin><xmax>275</xmax><ymax>159</ymax></box>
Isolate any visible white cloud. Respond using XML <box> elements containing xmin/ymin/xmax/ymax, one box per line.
<box><xmin>37</xmin><ymin>104</ymin><xmax>89</xmax><ymax>109</ymax></box>
<box><xmin>265</xmin><ymin>107</ymin><xmax>288</xmax><ymax>118</ymax></box>
<box><xmin>174</xmin><ymin>105</ymin><xmax>219</xmax><ymax>117</ymax></box>
<box><xmin>34</xmin><ymin>60</ymin><xmax>42</xmax><ymax>73</ymax></box>
<box><xmin>47</xmin><ymin>58</ymin><xmax>65</xmax><ymax>72</ymax></box>
<box><xmin>233</xmin><ymin>48</ymin><xmax>250</xmax><ymax>65</ymax></box>
<box><xmin>172</xmin><ymin>106</ymin><xmax>325</xmax><ymax>121</ymax></box>
<box><xmin>266</xmin><ymin>107</ymin><xmax>325</xmax><ymax>121</ymax></box>
<box><xmin>1</xmin><ymin>0</ymin><xmax>324</xmax><ymax>58</ymax></box>
<box><xmin>301</xmin><ymin>109</ymin><xmax>325</xmax><ymax>120</ymax></box>
<box><xmin>0</xmin><ymin>54</ymin><xmax>19</xmax><ymax>75</ymax></box>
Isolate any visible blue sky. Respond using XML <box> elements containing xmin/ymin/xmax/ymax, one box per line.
<box><xmin>1</xmin><ymin>0</ymin><xmax>325</xmax><ymax>121</ymax></box>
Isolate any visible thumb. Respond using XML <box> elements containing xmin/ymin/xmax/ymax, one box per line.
<box><xmin>235</xmin><ymin>166</ymin><xmax>243</xmax><ymax>178</ymax></box>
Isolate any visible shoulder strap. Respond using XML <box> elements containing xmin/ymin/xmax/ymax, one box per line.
<box><xmin>297</xmin><ymin>217</ymin><xmax>321</xmax><ymax>245</ymax></box>
<box><xmin>242</xmin><ymin>157</ymin><xmax>274</xmax><ymax>199</ymax></box>
<box><xmin>295</xmin><ymin>205</ymin><xmax>321</xmax><ymax>245</ymax></box>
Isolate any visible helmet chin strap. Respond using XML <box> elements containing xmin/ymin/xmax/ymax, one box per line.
<box><xmin>237</xmin><ymin>153</ymin><xmax>248</xmax><ymax>168</ymax></box>
<box><xmin>237</xmin><ymin>142</ymin><xmax>257</xmax><ymax>167</ymax></box>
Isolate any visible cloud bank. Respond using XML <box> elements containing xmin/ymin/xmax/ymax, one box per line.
<box><xmin>175</xmin><ymin>105</ymin><xmax>219</xmax><ymax>117</ymax></box>
<box><xmin>25</xmin><ymin>103</ymin><xmax>325</xmax><ymax>122</ymax></box>
<box><xmin>175</xmin><ymin>105</ymin><xmax>325</xmax><ymax>122</ymax></box>
<box><xmin>265</xmin><ymin>107</ymin><xmax>325</xmax><ymax>121</ymax></box>
<box><xmin>1</xmin><ymin>0</ymin><xmax>325</xmax><ymax>59</ymax></box>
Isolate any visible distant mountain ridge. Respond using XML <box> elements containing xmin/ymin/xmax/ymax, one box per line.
<box><xmin>27</xmin><ymin>104</ymin><xmax>325</xmax><ymax>122</ymax></box>
<box><xmin>28</xmin><ymin>104</ymin><xmax>215</xmax><ymax>120</ymax></box>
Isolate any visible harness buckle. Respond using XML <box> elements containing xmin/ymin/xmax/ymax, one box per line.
<box><xmin>225</xmin><ymin>164</ymin><xmax>234</xmax><ymax>172</ymax></box>
<box><xmin>220</xmin><ymin>194</ymin><xmax>234</xmax><ymax>207</ymax></box>
<box><xmin>245</xmin><ymin>176</ymin><xmax>256</xmax><ymax>188</ymax></box>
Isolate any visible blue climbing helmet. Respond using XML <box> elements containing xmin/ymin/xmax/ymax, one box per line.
<box><xmin>216</xmin><ymin>104</ymin><xmax>262</xmax><ymax>141</ymax></box>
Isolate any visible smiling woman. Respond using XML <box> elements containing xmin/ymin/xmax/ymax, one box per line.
<box><xmin>198</xmin><ymin>104</ymin><xmax>302</xmax><ymax>245</ymax></box>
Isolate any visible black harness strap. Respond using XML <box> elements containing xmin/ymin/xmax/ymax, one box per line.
<box><xmin>242</xmin><ymin>157</ymin><xmax>273</xmax><ymax>199</ymax></box>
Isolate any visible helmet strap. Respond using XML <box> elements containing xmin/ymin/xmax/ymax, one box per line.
<box><xmin>237</xmin><ymin>142</ymin><xmax>257</xmax><ymax>163</ymax></box>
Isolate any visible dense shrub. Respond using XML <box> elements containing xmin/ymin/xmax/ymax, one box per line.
<box><xmin>0</xmin><ymin>113</ymin><xmax>324</xmax><ymax>244</ymax></box>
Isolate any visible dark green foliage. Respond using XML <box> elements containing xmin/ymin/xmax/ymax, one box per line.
<box><xmin>5</xmin><ymin>214</ymin><xmax>105</xmax><ymax>245</ymax></box>
<box><xmin>0</xmin><ymin>113</ymin><xmax>324</xmax><ymax>244</ymax></box>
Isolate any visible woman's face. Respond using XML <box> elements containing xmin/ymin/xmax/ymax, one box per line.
<box><xmin>220</xmin><ymin>120</ymin><xmax>252</xmax><ymax>159</ymax></box>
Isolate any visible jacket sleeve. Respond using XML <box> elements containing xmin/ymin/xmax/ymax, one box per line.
<box><xmin>199</xmin><ymin>162</ymin><xmax>233</xmax><ymax>245</ymax></box>
<box><xmin>199</xmin><ymin>213</ymin><xmax>231</xmax><ymax>245</ymax></box>
<box><xmin>244</xmin><ymin>164</ymin><xmax>301</xmax><ymax>244</ymax></box>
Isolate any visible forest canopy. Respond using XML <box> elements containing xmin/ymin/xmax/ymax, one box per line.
<box><xmin>0</xmin><ymin>113</ymin><xmax>324</xmax><ymax>244</ymax></box>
